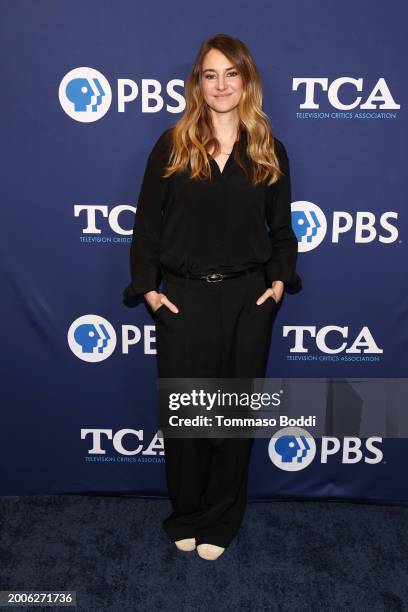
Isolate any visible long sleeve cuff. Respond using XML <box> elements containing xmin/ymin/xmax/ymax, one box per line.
<box><xmin>123</xmin><ymin>264</ymin><xmax>163</xmax><ymax>308</ymax></box>
<box><xmin>263</xmin><ymin>259</ymin><xmax>302</xmax><ymax>294</ymax></box>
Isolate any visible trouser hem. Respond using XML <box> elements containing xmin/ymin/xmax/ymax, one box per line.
<box><xmin>162</xmin><ymin>524</ymin><xmax>233</xmax><ymax>549</ymax></box>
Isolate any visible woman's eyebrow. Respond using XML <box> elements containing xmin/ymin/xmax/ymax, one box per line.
<box><xmin>202</xmin><ymin>66</ymin><xmax>236</xmax><ymax>73</ymax></box>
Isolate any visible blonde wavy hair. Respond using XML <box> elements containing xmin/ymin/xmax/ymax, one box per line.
<box><xmin>162</xmin><ymin>33</ymin><xmax>285</xmax><ymax>187</ymax></box>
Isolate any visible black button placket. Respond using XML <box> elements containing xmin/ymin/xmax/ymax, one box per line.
<box><xmin>211</xmin><ymin>152</ymin><xmax>234</xmax><ymax>267</ymax></box>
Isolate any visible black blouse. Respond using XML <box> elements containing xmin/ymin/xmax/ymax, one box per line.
<box><xmin>123</xmin><ymin>127</ymin><xmax>302</xmax><ymax>306</ymax></box>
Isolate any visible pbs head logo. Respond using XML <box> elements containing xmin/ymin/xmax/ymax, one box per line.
<box><xmin>292</xmin><ymin>201</ymin><xmax>327</xmax><ymax>253</ymax></box>
<box><xmin>268</xmin><ymin>427</ymin><xmax>317</xmax><ymax>471</ymax></box>
<box><xmin>291</xmin><ymin>201</ymin><xmax>398</xmax><ymax>252</ymax></box>
<box><xmin>59</xmin><ymin>67</ymin><xmax>112</xmax><ymax>122</ymax></box>
<box><xmin>269</xmin><ymin>428</ymin><xmax>383</xmax><ymax>470</ymax></box>
<box><xmin>68</xmin><ymin>315</ymin><xmax>117</xmax><ymax>362</ymax></box>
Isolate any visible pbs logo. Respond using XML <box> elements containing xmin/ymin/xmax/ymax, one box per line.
<box><xmin>269</xmin><ymin>427</ymin><xmax>383</xmax><ymax>471</ymax></box>
<box><xmin>59</xmin><ymin>67</ymin><xmax>112</xmax><ymax>122</ymax></box>
<box><xmin>268</xmin><ymin>427</ymin><xmax>317</xmax><ymax>471</ymax></box>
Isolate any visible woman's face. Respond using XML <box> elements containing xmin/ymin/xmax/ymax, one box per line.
<box><xmin>201</xmin><ymin>48</ymin><xmax>244</xmax><ymax>114</ymax></box>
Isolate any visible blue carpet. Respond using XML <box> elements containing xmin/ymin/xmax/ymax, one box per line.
<box><xmin>1</xmin><ymin>496</ymin><xmax>407</xmax><ymax>611</ymax></box>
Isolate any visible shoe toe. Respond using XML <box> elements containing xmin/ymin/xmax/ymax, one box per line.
<box><xmin>175</xmin><ymin>538</ymin><xmax>196</xmax><ymax>551</ymax></box>
<box><xmin>196</xmin><ymin>543</ymin><xmax>225</xmax><ymax>560</ymax></box>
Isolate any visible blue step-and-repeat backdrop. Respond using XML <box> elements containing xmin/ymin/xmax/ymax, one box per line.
<box><xmin>2</xmin><ymin>1</ymin><xmax>407</xmax><ymax>503</ymax></box>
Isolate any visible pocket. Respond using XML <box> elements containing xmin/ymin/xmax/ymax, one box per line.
<box><xmin>154</xmin><ymin>300</ymin><xmax>181</xmax><ymax>321</ymax></box>
<box><xmin>154</xmin><ymin>280</ymin><xmax>182</xmax><ymax>321</ymax></box>
<box><xmin>257</xmin><ymin>276</ymin><xmax>276</xmax><ymax>306</ymax></box>
<box><xmin>263</xmin><ymin>276</ymin><xmax>279</xmax><ymax>306</ymax></box>
<box><xmin>256</xmin><ymin>296</ymin><xmax>276</xmax><ymax>310</ymax></box>
<box><xmin>154</xmin><ymin>304</ymin><xmax>169</xmax><ymax>318</ymax></box>
<box><xmin>252</xmin><ymin>276</ymin><xmax>278</xmax><ymax>317</ymax></box>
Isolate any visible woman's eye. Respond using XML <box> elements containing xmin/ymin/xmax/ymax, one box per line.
<box><xmin>204</xmin><ymin>71</ymin><xmax>238</xmax><ymax>79</ymax></box>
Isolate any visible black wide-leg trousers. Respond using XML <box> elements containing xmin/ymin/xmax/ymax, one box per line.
<box><xmin>154</xmin><ymin>265</ymin><xmax>277</xmax><ymax>548</ymax></box>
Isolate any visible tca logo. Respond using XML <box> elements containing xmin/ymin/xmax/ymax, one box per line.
<box><xmin>292</xmin><ymin>77</ymin><xmax>400</xmax><ymax>110</ymax></box>
<box><xmin>81</xmin><ymin>429</ymin><xmax>164</xmax><ymax>456</ymax></box>
<box><xmin>283</xmin><ymin>326</ymin><xmax>383</xmax><ymax>355</ymax></box>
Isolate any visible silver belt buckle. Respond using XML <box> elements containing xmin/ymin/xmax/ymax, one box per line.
<box><xmin>206</xmin><ymin>273</ymin><xmax>224</xmax><ymax>283</ymax></box>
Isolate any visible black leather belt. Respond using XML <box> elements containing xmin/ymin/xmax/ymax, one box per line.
<box><xmin>163</xmin><ymin>265</ymin><xmax>262</xmax><ymax>283</ymax></box>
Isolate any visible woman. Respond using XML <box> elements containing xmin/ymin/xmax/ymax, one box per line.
<box><xmin>123</xmin><ymin>34</ymin><xmax>302</xmax><ymax>561</ymax></box>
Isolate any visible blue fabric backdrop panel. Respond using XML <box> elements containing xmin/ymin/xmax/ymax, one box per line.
<box><xmin>1</xmin><ymin>0</ymin><xmax>407</xmax><ymax>501</ymax></box>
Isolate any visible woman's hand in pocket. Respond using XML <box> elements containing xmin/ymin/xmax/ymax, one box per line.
<box><xmin>144</xmin><ymin>290</ymin><xmax>180</xmax><ymax>314</ymax></box>
<box><xmin>256</xmin><ymin>280</ymin><xmax>284</xmax><ymax>305</ymax></box>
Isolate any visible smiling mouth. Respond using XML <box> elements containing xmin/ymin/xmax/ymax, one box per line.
<box><xmin>215</xmin><ymin>94</ymin><xmax>232</xmax><ymax>98</ymax></box>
